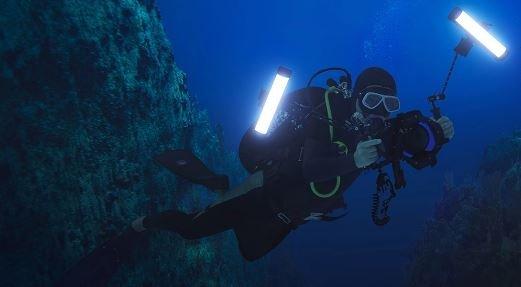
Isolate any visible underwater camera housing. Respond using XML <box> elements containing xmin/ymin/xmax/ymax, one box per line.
<box><xmin>356</xmin><ymin>111</ymin><xmax>446</xmax><ymax>171</ymax></box>
<box><xmin>344</xmin><ymin>110</ymin><xmax>446</xmax><ymax>225</ymax></box>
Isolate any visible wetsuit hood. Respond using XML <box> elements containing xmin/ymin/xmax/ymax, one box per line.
<box><xmin>354</xmin><ymin>67</ymin><xmax>397</xmax><ymax>117</ymax></box>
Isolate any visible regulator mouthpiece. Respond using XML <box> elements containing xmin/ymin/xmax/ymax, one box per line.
<box><xmin>255</xmin><ymin>67</ymin><xmax>292</xmax><ymax>134</ymax></box>
<box><xmin>449</xmin><ymin>7</ymin><xmax>507</xmax><ymax>59</ymax></box>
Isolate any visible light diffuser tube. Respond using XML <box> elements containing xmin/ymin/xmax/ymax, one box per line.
<box><xmin>454</xmin><ymin>10</ymin><xmax>507</xmax><ymax>59</ymax></box>
<box><xmin>255</xmin><ymin>73</ymin><xmax>290</xmax><ymax>134</ymax></box>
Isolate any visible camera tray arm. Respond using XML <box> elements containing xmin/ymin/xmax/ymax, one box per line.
<box><xmin>428</xmin><ymin>36</ymin><xmax>474</xmax><ymax>120</ymax></box>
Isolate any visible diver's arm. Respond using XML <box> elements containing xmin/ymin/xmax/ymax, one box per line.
<box><xmin>302</xmin><ymin>138</ymin><xmax>358</xmax><ymax>182</ymax></box>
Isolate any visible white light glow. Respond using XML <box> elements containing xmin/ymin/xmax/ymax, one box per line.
<box><xmin>455</xmin><ymin>11</ymin><xmax>507</xmax><ymax>58</ymax></box>
<box><xmin>254</xmin><ymin>74</ymin><xmax>290</xmax><ymax>134</ymax></box>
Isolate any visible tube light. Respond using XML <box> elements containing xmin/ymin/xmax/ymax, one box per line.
<box><xmin>254</xmin><ymin>67</ymin><xmax>292</xmax><ymax>134</ymax></box>
<box><xmin>449</xmin><ymin>7</ymin><xmax>507</xmax><ymax>59</ymax></box>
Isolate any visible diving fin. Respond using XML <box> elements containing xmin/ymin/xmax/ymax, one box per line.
<box><xmin>154</xmin><ymin>149</ymin><xmax>230</xmax><ymax>191</ymax></box>
<box><xmin>56</xmin><ymin>228</ymin><xmax>148</xmax><ymax>287</ymax></box>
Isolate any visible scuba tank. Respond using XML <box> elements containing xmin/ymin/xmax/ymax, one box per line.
<box><xmin>239</xmin><ymin>68</ymin><xmax>354</xmax><ymax>224</ymax></box>
<box><xmin>239</xmin><ymin>67</ymin><xmax>353</xmax><ymax>175</ymax></box>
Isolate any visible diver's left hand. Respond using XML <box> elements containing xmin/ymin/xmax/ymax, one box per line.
<box><xmin>434</xmin><ymin>116</ymin><xmax>454</xmax><ymax>140</ymax></box>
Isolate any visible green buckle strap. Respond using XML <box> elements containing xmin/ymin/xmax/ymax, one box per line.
<box><xmin>310</xmin><ymin>140</ymin><xmax>348</xmax><ymax>198</ymax></box>
<box><xmin>309</xmin><ymin>87</ymin><xmax>348</xmax><ymax>198</ymax></box>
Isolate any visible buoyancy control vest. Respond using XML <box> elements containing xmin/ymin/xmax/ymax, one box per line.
<box><xmin>239</xmin><ymin>73</ymin><xmax>359</xmax><ymax>224</ymax></box>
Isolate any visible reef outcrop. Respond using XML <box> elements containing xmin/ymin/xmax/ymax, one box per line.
<box><xmin>407</xmin><ymin>131</ymin><xmax>521</xmax><ymax>287</ymax></box>
<box><xmin>0</xmin><ymin>1</ymin><xmax>266</xmax><ymax>286</ymax></box>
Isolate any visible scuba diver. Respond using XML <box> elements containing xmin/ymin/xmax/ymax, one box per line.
<box><xmin>58</xmin><ymin>67</ymin><xmax>454</xmax><ymax>286</ymax></box>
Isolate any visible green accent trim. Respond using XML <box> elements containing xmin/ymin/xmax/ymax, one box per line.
<box><xmin>309</xmin><ymin>87</ymin><xmax>346</xmax><ymax>199</ymax></box>
<box><xmin>333</xmin><ymin>140</ymin><xmax>348</xmax><ymax>155</ymax></box>
<box><xmin>324</xmin><ymin>86</ymin><xmax>336</xmax><ymax>141</ymax></box>
<box><xmin>310</xmin><ymin>177</ymin><xmax>341</xmax><ymax>198</ymax></box>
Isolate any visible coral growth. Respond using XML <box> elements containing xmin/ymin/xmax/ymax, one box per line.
<box><xmin>407</xmin><ymin>132</ymin><xmax>521</xmax><ymax>287</ymax></box>
<box><xmin>0</xmin><ymin>0</ymin><xmax>266</xmax><ymax>286</ymax></box>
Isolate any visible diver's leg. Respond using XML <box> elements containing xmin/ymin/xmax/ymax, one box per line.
<box><xmin>216</xmin><ymin>170</ymin><xmax>263</xmax><ymax>204</ymax></box>
<box><xmin>133</xmin><ymin>171</ymin><xmax>265</xmax><ymax>239</ymax></box>
<box><xmin>139</xmin><ymin>190</ymin><xmax>254</xmax><ymax>239</ymax></box>
<box><xmin>58</xmin><ymin>228</ymin><xmax>148</xmax><ymax>286</ymax></box>
<box><xmin>62</xmin><ymin>197</ymin><xmax>245</xmax><ymax>285</ymax></box>
<box><xmin>140</xmin><ymin>209</ymin><xmax>231</xmax><ymax>240</ymax></box>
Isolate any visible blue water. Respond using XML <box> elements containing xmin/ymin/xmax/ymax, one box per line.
<box><xmin>157</xmin><ymin>1</ymin><xmax>521</xmax><ymax>286</ymax></box>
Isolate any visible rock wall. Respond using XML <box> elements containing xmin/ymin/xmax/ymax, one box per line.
<box><xmin>0</xmin><ymin>0</ymin><xmax>267</xmax><ymax>286</ymax></box>
<box><xmin>406</xmin><ymin>131</ymin><xmax>521</xmax><ymax>287</ymax></box>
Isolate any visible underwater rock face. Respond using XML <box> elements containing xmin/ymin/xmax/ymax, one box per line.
<box><xmin>407</xmin><ymin>132</ymin><xmax>521</xmax><ymax>287</ymax></box>
<box><xmin>0</xmin><ymin>1</ymin><xmax>266</xmax><ymax>286</ymax></box>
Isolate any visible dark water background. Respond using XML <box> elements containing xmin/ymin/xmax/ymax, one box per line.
<box><xmin>156</xmin><ymin>1</ymin><xmax>520</xmax><ymax>286</ymax></box>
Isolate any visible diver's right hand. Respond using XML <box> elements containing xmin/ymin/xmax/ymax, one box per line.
<box><xmin>354</xmin><ymin>139</ymin><xmax>382</xmax><ymax>168</ymax></box>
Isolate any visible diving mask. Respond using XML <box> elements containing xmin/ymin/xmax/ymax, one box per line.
<box><xmin>360</xmin><ymin>86</ymin><xmax>400</xmax><ymax>113</ymax></box>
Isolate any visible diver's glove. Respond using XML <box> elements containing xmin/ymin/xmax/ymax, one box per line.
<box><xmin>434</xmin><ymin>116</ymin><xmax>455</xmax><ymax>140</ymax></box>
<box><xmin>354</xmin><ymin>138</ymin><xmax>382</xmax><ymax>168</ymax></box>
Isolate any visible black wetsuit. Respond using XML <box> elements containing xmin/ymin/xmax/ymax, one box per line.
<box><xmin>143</xmin><ymin>137</ymin><xmax>361</xmax><ymax>260</ymax></box>
<box><xmin>143</xmin><ymin>87</ymin><xmax>364</xmax><ymax>261</ymax></box>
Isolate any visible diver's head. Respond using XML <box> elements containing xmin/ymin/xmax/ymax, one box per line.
<box><xmin>354</xmin><ymin>67</ymin><xmax>399</xmax><ymax>120</ymax></box>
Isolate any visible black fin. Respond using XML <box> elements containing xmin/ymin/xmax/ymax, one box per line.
<box><xmin>154</xmin><ymin>149</ymin><xmax>229</xmax><ymax>191</ymax></box>
<box><xmin>56</xmin><ymin>229</ymin><xmax>148</xmax><ymax>287</ymax></box>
